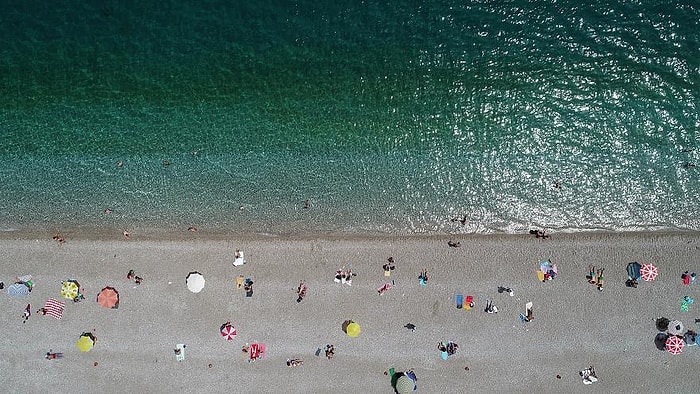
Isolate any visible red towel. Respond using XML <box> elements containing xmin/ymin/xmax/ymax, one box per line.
<box><xmin>44</xmin><ymin>298</ymin><xmax>65</xmax><ymax>319</ymax></box>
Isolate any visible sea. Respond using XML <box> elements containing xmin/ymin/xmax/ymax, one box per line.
<box><xmin>0</xmin><ymin>0</ymin><xmax>698</xmax><ymax>236</ymax></box>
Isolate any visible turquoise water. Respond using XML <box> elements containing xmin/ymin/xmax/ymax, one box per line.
<box><xmin>0</xmin><ymin>1</ymin><xmax>698</xmax><ymax>235</ymax></box>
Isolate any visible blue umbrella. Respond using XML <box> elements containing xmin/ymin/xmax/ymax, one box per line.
<box><xmin>627</xmin><ymin>262</ymin><xmax>641</xmax><ymax>280</ymax></box>
<box><xmin>7</xmin><ymin>283</ymin><xmax>30</xmax><ymax>298</ymax></box>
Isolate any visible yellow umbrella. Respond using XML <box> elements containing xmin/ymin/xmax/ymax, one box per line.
<box><xmin>346</xmin><ymin>322</ymin><xmax>361</xmax><ymax>338</ymax></box>
<box><xmin>76</xmin><ymin>333</ymin><xmax>95</xmax><ymax>352</ymax></box>
<box><xmin>61</xmin><ymin>280</ymin><xmax>80</xmax><ymax>300</ymax></box>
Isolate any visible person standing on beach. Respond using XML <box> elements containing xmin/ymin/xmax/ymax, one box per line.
<box><xmin>22</xmin><ymin>304</ymin><xmax>31</xmax><ymax>323</ymax></box>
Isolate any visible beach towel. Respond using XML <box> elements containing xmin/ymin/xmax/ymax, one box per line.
<box><xmin>681</xmin><ymin>296</ymin><xmax>694</xmax><ymax>312</ymax></box>
<box><xmin>175</xmin><ymin>344</ymin><xmax>186</xmax><ymax>362</ymax></box>
<box><xmin>44</xmin><ymin>298</ymin><xmax>65</xmax><ymax>320</ymax></box>
<box><xmin>236</xmin><ymin>275</ymin><xmax>244</xmax><ymax>289</ymax></box>
<box><xmin>233</xmin><ymin>257</ymin><xmax>246</xmax><ymax>267</ymax></box>
<box><xmin>378</xmin><ymin>282</ymin><xmax>393</xmax><ymax>295</ymax></box>
<box><xmin>456</xmin><ymin>294</ymin><xmax>464</xmax><ymax>309</ymax></box>
<box><xmin>419</xmin><ymin>277</ymin><xmax>427</xmax><ymax>286</ymax></box>
<box><xmin>384</xmin><ymin>269</ymin><xmax>391</xmax><ymax>277</ymax></box>
<box><xmin>537</xmin><ymin>270</ymin><xmax>545</xmax><ymax>282</ymax></box>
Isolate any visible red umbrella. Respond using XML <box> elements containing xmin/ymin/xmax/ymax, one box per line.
<box><xmin>96</xmin><ymin>287</ymin><xmax>119</xmax><ymax>309</ymax></box>
<box><xmin>220</xmin><ymin>323</ymin><xmax>237</xmax><ymax>341</ymax></box>
<box><xmin>666</xmin><ymin>335</ymin><xmax>684</xmax><ymax>355</ymax></box>
<box><xmin>640</xmin><ymin>263</ymin><xmax>658</xmax><ymax>281</ymax></box>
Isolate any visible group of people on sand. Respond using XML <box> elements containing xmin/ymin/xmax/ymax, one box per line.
<box><xmin>334</xmin><ymin>267</ymin><xmax>354</xmax><ymax>286</ymax></box>
<box><xmin>587</xmin><ymin>266</ymin><xmax>605</xmax><ymax>291</ymax></box>
<box><xmin>126</xmin><ymin>270</ymin><xmax>143</xmax><ymax>285</ymax></box>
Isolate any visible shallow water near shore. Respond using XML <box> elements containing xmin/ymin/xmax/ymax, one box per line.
<box><xmin>1</xmin><ymin>1</ymin><xmax>698</xmax><ymax>235</ymax></box>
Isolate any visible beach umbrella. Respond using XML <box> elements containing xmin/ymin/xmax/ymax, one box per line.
<box><xmin>667</xmin><ymin>320</ymin><xmax>684</xmax><ymax>336</ymax></box>
<box><xmin>655</xmin><ymin>317</ymin><xmax>670</xmax><ymax>332</ymax></box>
<box><xmin>346</xmin><ymin>322</ymin><xmax>361</xmax><ymax>338</ymax></box>
<box><xmin>654</xmin><ymin>332</ymin><xmax>669</xmax><ymax>351</ymax></box>
<box><xmin>395</xmin><ymin>375</ymin><xmax>416</xmax><ymax>394</ymax></box>
<box><xmin>96</xmin><ymin>287</ymin><xmax>119</xmax><ymax>309</ymax></box>
<box><xmin>7</xmin><ymin>282</ymin><xmax>30</xmax><ymax>298</ymax></box>
<box><xmin>666</xmin><ymin>335</ymin><xmax>684</xmax><ymax>355</ymax></box>
<box><xmin>77</xmin><ymin>332</ymin><xmax>96</xmax><ymax>353</ymax></box>
<box><xmin>640</xmin><ymin>263</ymin><xmax>658</xmax><ymax>281</ymax></box>
<box><xmin>186</xmin><ymin>272</ymin><xmax>205</xmax><ymax>293</ymax></box>
<box><xmin>220</xmin><ymin>323</ymin><xmax>237</xmax><ymax>341</ymax></box>
<box><xmin>627</xmin><ymin>262</ymin><xmax>642</xmax><ymax>280</ymax></box>
<box><xmin>61</xmin><ymin>280</ymin><xmax>80</xmax><ymax>300</ymax></box>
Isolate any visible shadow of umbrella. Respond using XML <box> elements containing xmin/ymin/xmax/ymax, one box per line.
<box><xmin>655</xmin><ymin>332</ymin><xmax>669</xmax><ymax>351</ymax></box>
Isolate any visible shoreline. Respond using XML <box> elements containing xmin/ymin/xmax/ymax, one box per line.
<box><xmin>1</xmin><ymin>224</ymin><xmax>698</xmax><ymax>242</ymax></box>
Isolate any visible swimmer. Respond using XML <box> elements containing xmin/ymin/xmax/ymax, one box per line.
<box><xmin>123</xmin><ymin>230</ymin><xmax>131</xmax><ymax>240</ymax></box>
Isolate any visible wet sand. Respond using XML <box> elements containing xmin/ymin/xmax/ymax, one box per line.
<box><xmin>0</xmin><ymin>231</ymin><xmax>699</xmax><ymax>393</ymax></box>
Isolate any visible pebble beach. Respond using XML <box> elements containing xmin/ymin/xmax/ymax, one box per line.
<box><xmin>1</xmin><ymin>230</ymin><xmax>699</xmax><ymax>393</ymax></box>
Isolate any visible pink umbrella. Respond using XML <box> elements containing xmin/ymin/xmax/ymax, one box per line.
<box><xmin>640</xmin><ymin>263</ymin><xmax>659</xmax><ymax>281</ymax></box>
<box><xmin>220</xmin><ymin>323</ymin><xmax>237</xmax><ymax>341</ymax></box>
<box><xmin>666</xmin><ymin>335</ymin><xmax>684</xmax><ymax>355</ymax></box>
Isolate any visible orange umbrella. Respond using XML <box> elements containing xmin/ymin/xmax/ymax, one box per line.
<box><xmin>97</xmin><ymin>287</ymin><xmax>119</xmax><ymax>309</ymax></box>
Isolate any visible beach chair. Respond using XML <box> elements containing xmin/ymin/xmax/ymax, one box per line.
<box><xmin>456</xmin><ymin>294</ymin><xmax>464</xmax><ymax>309</ymax></box>
<box><xmin>175</xmin><ymin>344</ymin><xmax>186</xmax><ymax>362</ymax></box>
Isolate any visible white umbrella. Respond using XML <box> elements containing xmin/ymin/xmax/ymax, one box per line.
<box><xmin>667</xmin><ymin>320</ymin><xmax>684</xmax><ymax>336</ymax></box>
<box><xmin>186</xmin><ymin>272</ymin><xmax>205</xmax><ymax>293</ymax></box>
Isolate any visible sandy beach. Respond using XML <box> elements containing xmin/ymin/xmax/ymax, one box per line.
<box><xmin>1</xmin><ymin>230</ymin><xmax>699</xmax><ymax>393</ymax></box>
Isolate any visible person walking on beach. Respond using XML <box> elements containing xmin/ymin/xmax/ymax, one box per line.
<box><xmin>484</xmin><ymin>299</ymin><xmax>498</xmax><ymax>313</ymax></box>
<box><xmin>296</xmin><ymin>280</ymin><xmax>308</xmax><ymax>303</ymax></box>
<box><xmin>22</xmin><ymin>304</ymin><xmax>31</xmax><ymax>323</ymax></box>
<box><xmin>324</xmin><ymin>344</ymin><xmax>335</xmax><ymax>360</ymax></box>
<box><xmin>383</xmin><ymin>257</ymin><xmax>396</xmax><ymax>276</ymax></box>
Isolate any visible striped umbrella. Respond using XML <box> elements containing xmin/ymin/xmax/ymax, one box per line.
<box><xmin>7</xmin><ymin>283</ymin><xmax>30</xmax><ymax>298</ymax></box>
<box><xmin>220</xmin><ymin>323</ymin><xmax>237</xmax><ymax>340</ymax></box>
<box><xmin>666</xmin><ymin>335</ymin><xmax>684</xmax><ymax>355</ymax></box>
<box><xmin>640</xmin><ymin>264</ymin><xmax>658</xmax><ymax>281</ymax></box>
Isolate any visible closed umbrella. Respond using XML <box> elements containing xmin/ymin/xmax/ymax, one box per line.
<box><xmin>666</xmin><ymin>335</ymin><xmax>684</xmax><ymax>355</ymax></box>
<box><xmin>97</xmin><ymin>287</ymin><xmax>119</xmax><ymax>309</ymax></box>
<box><xmin>7</xmin><ymin>282</ymin><xmax>30</xmax><ymax>298</ymax></box>
<box><xmin>186</xmin><ymin>272</ymin><xmax>205</xmax><ymax>293</ymax></box>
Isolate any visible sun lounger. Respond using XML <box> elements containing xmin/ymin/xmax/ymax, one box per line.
<box><xmin>175</xmin><ymin>344</ymin><xmax>186</xmax><ymax>362</ymax></box>
<box><xmin>456</xmin><ymin>294</ymin><xmax>464</xmax><ymax>309</ymax></box>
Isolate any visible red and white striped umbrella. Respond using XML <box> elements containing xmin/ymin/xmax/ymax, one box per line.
<box><xmin>666</xmin><ymin>335</ymin><xmax>684</xmax><ymax>355</ymax></box>
<box><xmin>640</xmin><ymin>263</ymin><xmax>659</xmax><ymax>281</ymax></box>
<box><xmin>44</xmin><ymin>298</ymin><xmax>65</xmax><ymax>319</ymax></box>
<box><xmin>220</xmin><ymin>324</ymin><xmax>237</xmax><ymax>341</ymax></box>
